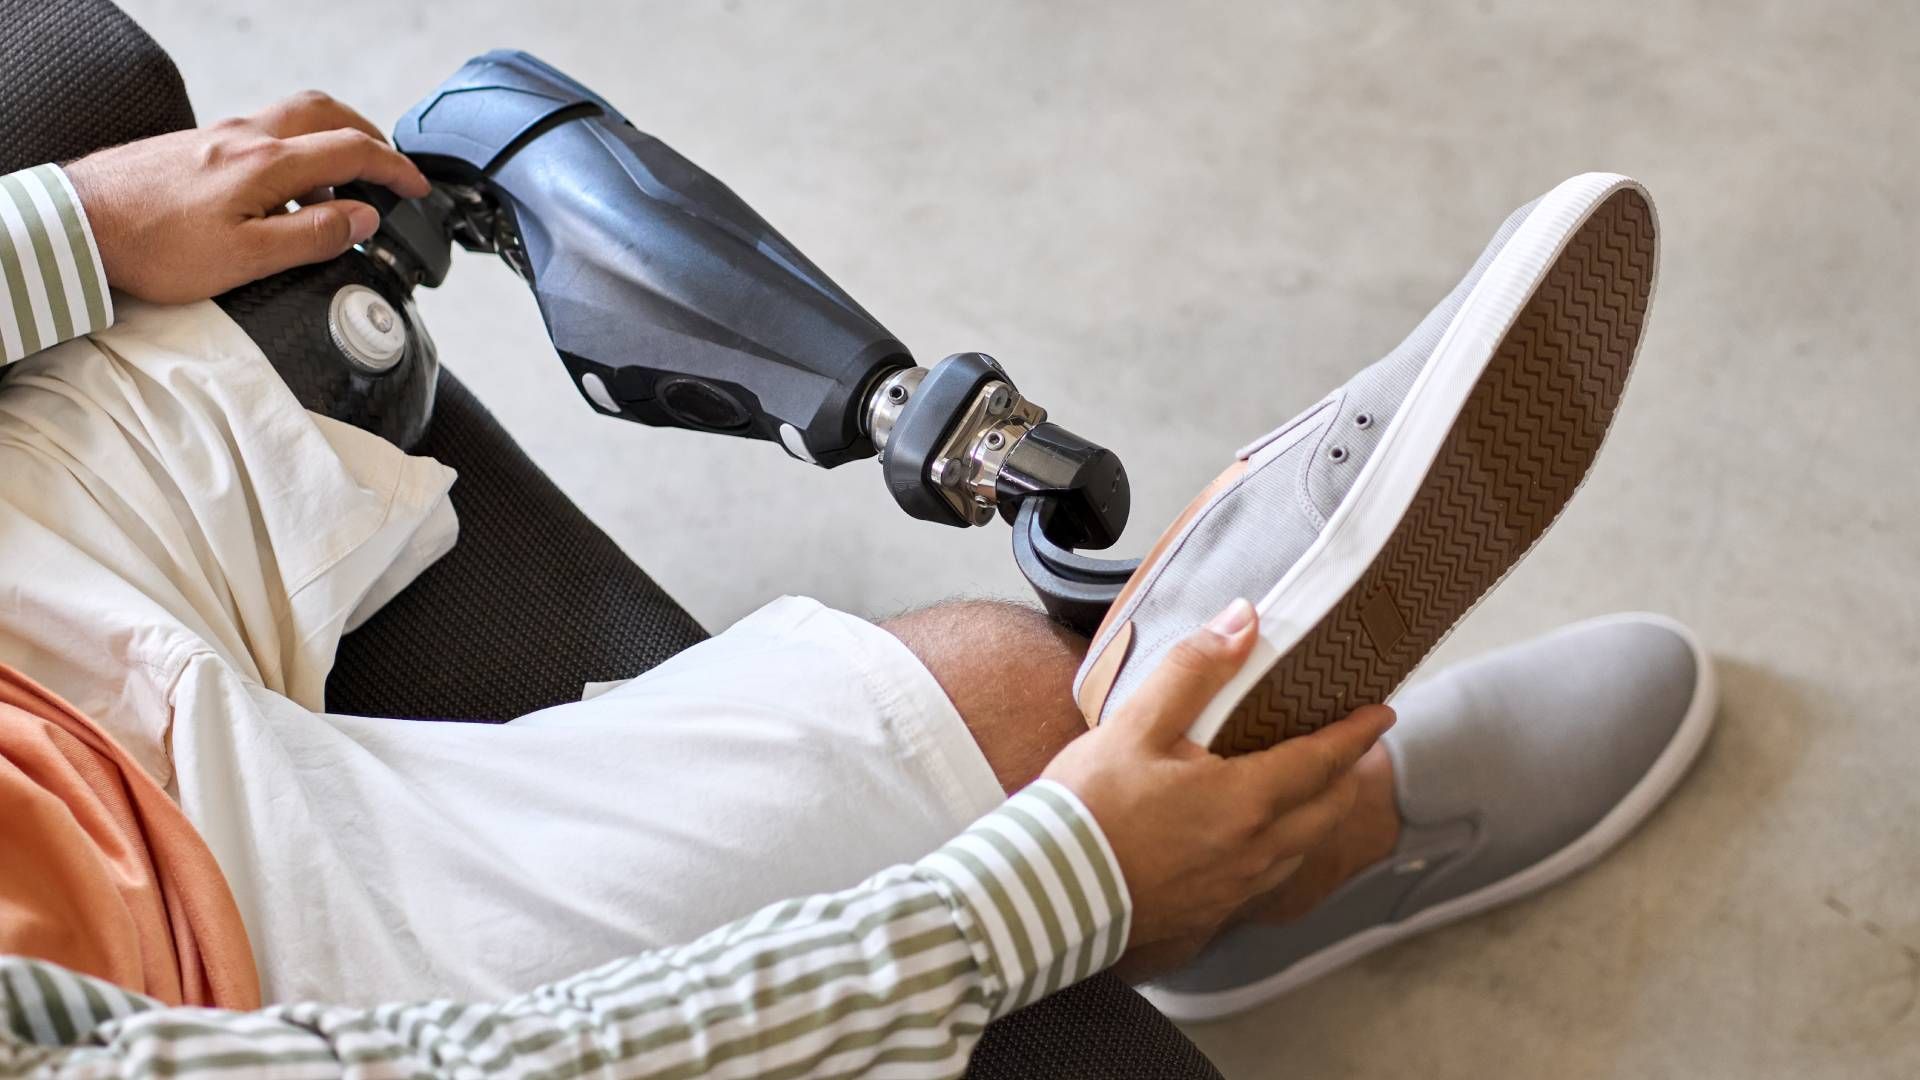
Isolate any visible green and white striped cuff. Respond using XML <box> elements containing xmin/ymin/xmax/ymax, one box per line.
<box><xmin>0</xmin><ymin>164</ymin><xmax>113</xmax><ymax>365</ymax></box>
<box><xmin>916</xmin><ymin>779</ymin><xmax>1133</xmax><ymax>1018</ymax></box>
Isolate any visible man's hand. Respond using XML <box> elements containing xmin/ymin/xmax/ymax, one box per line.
<box><xmin>63</xmin><ymin>91</ymin><xmax>431</xmax><ymax>304</ymax></box>
<box><xmin>1042</xmin><ymin>599</ymin><xmax>1394</xmax><ymax>954</ymax></box>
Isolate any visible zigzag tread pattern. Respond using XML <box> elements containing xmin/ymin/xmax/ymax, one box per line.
<box><xmin>1212</xmin><ymin>189</ymin><xmax>1656</xmax><ymax>756</ymax></box>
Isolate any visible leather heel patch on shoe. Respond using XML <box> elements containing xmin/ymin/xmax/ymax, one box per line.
<box><xmin>1076</xmin><ymin>620</ymin><xmax>1133</xmax><ymax>726</ymax></box>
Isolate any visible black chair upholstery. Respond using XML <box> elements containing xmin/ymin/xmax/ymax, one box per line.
<box><xmin>2</xmin><ymin>3</ymin><xmax>1223</xmax><ymax>1076</ymax></box>
<box><xmin>964</xmin><ymin>973</ymin><xmax>1226</xmax><ymax>1080</ymax></box>
<box><xmin>0</xmin><ymin>0</ymin><xmax>194</xmax><ymax>174</ymax></box>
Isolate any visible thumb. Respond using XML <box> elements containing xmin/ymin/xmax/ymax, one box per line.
<box><xmin>244</xmin><ymin>199</ymin><xmax>379</xmax><ymax>278</ymax></box>
<box><xmin>1110</xmin><ymin>598</ymin><xmax>1257</xmax><ymax>747</ymax></box>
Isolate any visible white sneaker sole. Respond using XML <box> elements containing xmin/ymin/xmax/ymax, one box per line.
<box><xmin>1147</xmin><ymin>611</ymin><xmax>1719</xmax><ymax>1022</ymax></box>
<box><xmin>1193</xmin><ymin>173</ymin><xmax>1661</xmax><ymax>754</ymax></box>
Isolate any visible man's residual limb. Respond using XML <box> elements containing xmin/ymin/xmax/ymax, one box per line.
<box><xmin>343</xmin><ymin>50</ymin><xmax>1137</xmax><ymax>632</ymax></box>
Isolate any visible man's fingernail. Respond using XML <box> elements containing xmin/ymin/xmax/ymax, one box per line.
<box><xmin>346</xmin><ymin>203</ymin><xmax>380</xmax><ymax>243</ymax></box>
<box><xmin>1205</xmin><ymin>597</ymin><xmax>1254</xmax><ymax>637</ymax></box>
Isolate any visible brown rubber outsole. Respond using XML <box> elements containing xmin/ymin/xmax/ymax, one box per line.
<box><xmin>1211</xmin><ymin>187</ymin><xmax>1657</xmax><ymax>756</ymax></box>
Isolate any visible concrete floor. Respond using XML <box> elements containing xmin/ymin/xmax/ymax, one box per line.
<box><xmin>128</xmin><ymin>1</ymin><xmax>1918</xmax><ymax>1075</ymax></box>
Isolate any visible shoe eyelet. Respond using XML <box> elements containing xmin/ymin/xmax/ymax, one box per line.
<box><xmin>1328</xmin><ymin>446</ymin><xmax>1349</xmax><ymax>463</ymax></box>
<box><xmin>1354</xmin><ymin>412</ymin><xmax>1373</xmax><ymax>429</ymax></box>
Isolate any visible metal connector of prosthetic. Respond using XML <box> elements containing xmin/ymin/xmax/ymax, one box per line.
<box><xmin>869</xmin><ymin>367</ymin><xmax>1043</xmax><ymax>527</ymax></box>
<box><xmin>863</xmin><ymin>352</ymin><xmax>1138</xmax><ymax>632</ymax></box>
<box><xmin>863</xmin><ymin>353</ymin><xmax>1130</xmax><ymax>550</ymax></box>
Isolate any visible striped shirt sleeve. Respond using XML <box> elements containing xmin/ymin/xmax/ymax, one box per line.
<box><xmin>0</xmin><ymin>780</ymin><xmax>1132</xmax><ymax>1080</ymax></box>
<box><xmin>0</xmin><ymin>164</ymin><xmax>114</xmax><ymax>366</ymax></box>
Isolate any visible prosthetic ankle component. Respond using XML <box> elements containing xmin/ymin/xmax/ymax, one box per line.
<box><xmin>868</xmin><ymin>352</ymin><xmax>1127</xmax><ymax>547</ymax></box>
<box><xmin>345</xmin><ymin>50</ymin><xmax>1136</xmax><ymax>628</ymax></box>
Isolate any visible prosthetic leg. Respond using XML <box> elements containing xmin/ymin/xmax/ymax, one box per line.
<box><xmin>217</xmin><ymin>50</ymin><xmax>1136</xmax><ymax>632</ymax></box>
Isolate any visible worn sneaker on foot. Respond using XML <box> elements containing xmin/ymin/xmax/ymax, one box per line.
<box><xmin>1141</xmin><ymin>612</ymin><xmax>1717</xmax><ymax>1020</ymax></box>
<box><xmin>1074</xmin><ymin>173</ymin><xmax>1660</xmax><ymax>754</ymax></box>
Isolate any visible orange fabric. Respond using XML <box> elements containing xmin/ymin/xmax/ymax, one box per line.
<box><xmin>0</xmin><ymin>663</ymin><xmax>259</xmax><ymax>1009</ymax></box>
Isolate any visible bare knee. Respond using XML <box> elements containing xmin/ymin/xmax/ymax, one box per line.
<box><xmin>883</xmin><ymin>599</ymin><xmax>1088</xmax><ymax>795</ymax></box>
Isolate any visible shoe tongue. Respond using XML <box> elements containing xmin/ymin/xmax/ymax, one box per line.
<box><xmin>1233</xmin><ymin>394</ymin><xmax>1338</xmax><ymax>462</ymax></box>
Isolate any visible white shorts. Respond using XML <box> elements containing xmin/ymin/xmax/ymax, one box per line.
<box><xmin>279</xmin><ymin>594</ymin><xmax>1007</xmax><ymax>1004</ymax></box>
<box><xmin>0</xmin><ymin>299</ymin><xmax>1005</xmax><ymax>1005</ymax></box>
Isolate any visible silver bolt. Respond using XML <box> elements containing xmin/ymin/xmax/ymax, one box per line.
<box><xmin>985</xmin><ymin>386</ymin><xmax>1012</xmax><ymax>415</ymax></box>
<box><xmin>983</xmin><ymin>429</ymin><xmax>1006</xmax><ymax>451</ymax></box>
<box><xmin>365</xmin><ymin>298</ymin><xmax>396</xmax><ymax>334</ymax></box>
<box><xmin>931</xmin><ymin>457</ymin><xmax>963</xmax><ymax>486</ymax></box>
<box><xmin>886</xmin><ymin>383</ymin><xmax>908</xmax><ymax>403</ymax></box>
